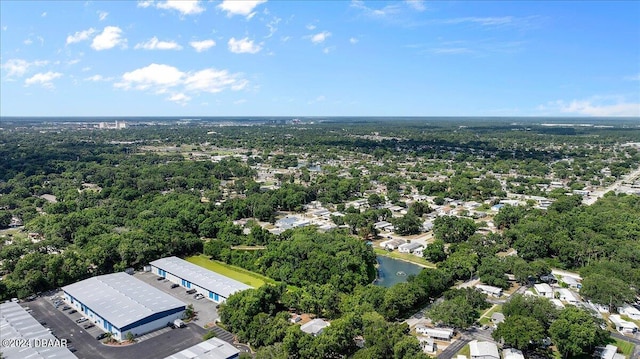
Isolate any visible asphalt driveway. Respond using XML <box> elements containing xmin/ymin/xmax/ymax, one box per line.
<box><xmin>25</xmin><ymin>296</ymin><xmax>207</xmax><ymax>359</ymax></box>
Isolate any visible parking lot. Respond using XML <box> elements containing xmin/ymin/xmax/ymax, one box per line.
<box><xmin>134</xmin><ymin>271</ymin><xmax>220</xmax><ymax>328</ymax></box>
<box><xmin>23</xmin><ymin>294</ymin><xmax>207</xmax><ymax>359</ymax></box>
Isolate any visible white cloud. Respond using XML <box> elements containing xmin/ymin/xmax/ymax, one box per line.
<box><xmin>228</xmin><ymin>37</ymin><xmax>262</xmax><ymax>54</ymax></box>
<box><xmin>265</xmin><ymin>16</ymin><xmax>281</xmax><ymax>38</ymax></box>
<box><xmin>98</xmin><ymin>11</ymin><xmax>109</xmax><ymax>21</ymax></box>
<box><xmin>349</xmin><ymin>37</ymin><xmax>358</xmax><ymax>44</ymax></box>
<box><xmin>310</xmin><ymin>31</ymin><xmax>331</xmax><ymax>44</ymax></box>
<box><xmin>115</xmin><ymin>63</ymin><xmax>184</xmax><ymax>91</ymax></box>
<box><xmin>185</xmin><ymin>69</ymin><xmax>247</xmax><ymax>92</ymax></box>
<box><xmin>306</xmin><ymin>24</ymin><xmax>316</xmax><ymax>30</ymax></box>
<box><xmin>350</xmin><ymin>0</ymin><xmax>401</xmax><ymax>18</ymax></box>
<box><xmin>233</xmin><ymin>99</ymin><xmax>247</xmax><ymax>105</ymax></box>
<box><xmin>66</xmin><ymin>28</ymin><xmax>96</xmax><ymax>45</ymax></box>
<box><xmin>84</xmin><ymin>74</ymin><xmax>112</xmax><ymax>82</ymax></box>
<box><xmin>41</xmin><ymin>12</ymin><xmax>47</xmax><ymax>17</ymax></box>
<box><xmin>67</xmin><ymin>59</ymin><xmax>81</xmax><ymax>65</ymax></box>
<box><xmin>189</xmin><ymin>39</ymin><xmax>216</xmax><ymax>52</ymax></box>
<box><xmin>439</xmin><ymin>16</ymin><xmax>514</xmax><ymax>26</ymax></box>
<box><xmin>135</xmin><ymin>37</ymin><xmax>182</xmax><ymax>50</ymax></box>
<box><xmin>308</xmin><ymin>95</ymin><xmax>325</xmax><ymax>104</ymax></box>
<box><xmin>431</xmin><ymin>47</ymin><xmax>473</xmax><ymax>55</ymax></box>
<box><xmin>217</xmin><ymin>0</ymin><xmax>266</xmax><ymax>18</ymax></box>
<box><xmin>115</xmin><ymin>63</ymin><xmax>248</xmax><ymax>103</ymax></box>
<box><xmin>168</xmin><ymin>93</ymin><xmax>191</xmax><ymax>105</ymax></box>
<box><xmin>24</xmin><ymin>39</ymin><xmax>33</xmax><ymax>45</ymax></box>
<box><xmin>1</xmin><ymin>59</ymin><xmax>48</xmax><ymax>77</ymax></box>
<box><xmin>137</xmin><ymin>0</ymin><xmax>154</xmax><ymax>8</ymax></box>
<box><xmin>156</xmin><ymin>0</ymin><xmax>204</xmax><ymax>15</ymax></box>
<box><xmin>404</xmin><ymin>0</ymin><xmax>426</xmax><ymax>11</ymax></box>
<box><xmin>25</xmin><ymin>71</ymin><xmax>62</xmax><ymax>88</ymax></box>
<box><xmin>323</xmin><ymin>46</ymin><xmax>335</xmax><ymax>54</ymax></box>
<box><xmin>553</xmin><ymin>99</ymin><xmax>640</xmax><ymax>117</ymax></box>
<box><xmin>91</xmin><ymin>26</ymin><xmax>126</xmax><ymax>50</ymax></box>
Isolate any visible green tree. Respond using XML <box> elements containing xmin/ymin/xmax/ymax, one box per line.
<box><xmin>423</xmin><ymin>239</ymin><xmax>447</xmax><ymax>263</ymax></box>
<box><xmin>393</xmin><ymin>213</ymin><xmax>422</xmax><ymax>236</ymax></box>
<box><xmin>492</xmin><ymin>315</ymin><xmax>545</xmax><ymax>350</ymax></box>
<box><xmin>433</xmin><ymin>216</ymin><xmax>477</xmax><ymax>243</ymax></box>
<box><xmin>549</xmin><ymin>307</ymin><xmax>608</xmax><ymax>358</ymax></box>
<box><xmin>428</xmin><ymin>296</ymin><xmax>478</xmax><ymax>329</ymax></box>
<box><xmin>580</xmin><ymin>274</ymin><xmax>635</xmax><ymax>310</ymax></box>
<box><xmin>0</xmin><ymin>211</ymin><xmax>11</xmax><ymax>229</ymax></box>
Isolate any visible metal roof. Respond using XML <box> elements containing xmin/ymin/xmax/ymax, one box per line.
<box><xmin>300</xmin><ymin>319</ymin><xmax>330</xmax><ymax>335</ymax></box>
<box><xmin>0</xmin><ymin>301</ymin><xmax>78</xmax><ymax>359</ymax></box>
<box><xmin>62</xmin><ymin>272</ymin><xmax>185</xmax><ymax>329</ymax></box>
<box><xmin>150</xmin><ymin>257</ymin><xmax>252</xmax><ymax>298</ymax></box>
<box><xmin>469</xmin><ymin>340</ymin><xmax>499</xmax><ymax>359</ymax></box>
<box><xmin>165</xmin><ymin>337</ymin><xmax>240</xmax><ymax>359</ymax></box>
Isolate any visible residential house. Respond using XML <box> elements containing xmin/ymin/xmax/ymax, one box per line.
<box><xmin>556</xmin><ymin>288</ymin><xmax>580</xmax><ymax>305</ymax></box>
<box><xmin>475</xmin><ymin>284</ymin><xmax>503</xmax><ymax>297</ymax></box>
<box><xmin>469</xmin><ymin>340</ymin><xmax>499</xmax><ymax>359</ymax></box>
<box><xmin>380</xmin><ymin>238</ymin><xmax>405</xmax><ymax>250</ymax></box>
<box><xmin>300</xmin><ymin>319</ymin><xmax>330</xmax><ymax>336</ymax></box>
<box><xmin>398</xmin><ymin>242</ymin><xmax>424</xmax><ymax>254</ymax></box>
<box><xmin>609</xmin><ymin>315</ymin><xmax>638</xmax><ymax>334</ymax></box>
<box><xmin>618</xmin><ymin>305</ymin><xmax>640</xmax><ymax>320</ymax></box>
<box><xmin>595</xmin><ymin>345</ymin><xmax>625</xmax><ymax>359</ymax></box>
<box><xmin>491</xmin><ymin>313</ymin><xmax>505</xmax><ymax>327</ymax></box>
<box><xmin>419</xmin><ymin>337</ymin><xmax>437</xmax><ymax>354</ymax></box>
<box><xmin>415</xmin><ymin>326</ymin><xmax>454</xmax><ymax>341</ymax></box>
<box><xmin>534</xmin><ymin>283</ymin><xmax>554</xmax><ymax>298</ymax></box>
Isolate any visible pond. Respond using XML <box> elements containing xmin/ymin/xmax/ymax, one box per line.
<box><xmin>373</xmin><ymin>255</ymin><xmax>423</xmax><ymax>287</ymax></box>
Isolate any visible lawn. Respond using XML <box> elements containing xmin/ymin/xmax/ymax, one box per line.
<box><xmin>478</xmin><ymin>304</ymin><xmax>503</xmax><ymax>325</ymax></box>
<box><xmin>374</xmin><ymin>248</ymin><xmax>437</xmax><ymax>268</ymax></box>
<box><xmin>456</xmin><ymin>344</ymin><xmax>470</xmax><ymax>358</ymax></box>
<box><xmin>610</xmin><ymin>338</ymin><xmax>635</xmax><ymax>358</ymax></box>
<box><xmin>185</xmin><ymin>254</ymin><xmax>275</xmax><ymax>288</ymax></box>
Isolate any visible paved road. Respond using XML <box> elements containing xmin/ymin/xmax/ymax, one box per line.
<box><xmin>438</xmin><ymin>338</ymin><xmax>470</xmax><ymax>359</ymax></box>
<box><xmin>583</xmin><ymin>165</ymin><xmax>640</xmax><ymax>205</ymax></box>
<box><xmin>26</xmin><ymin>296</ymin><xmax>207</xmax><ymax>359</ymax></box>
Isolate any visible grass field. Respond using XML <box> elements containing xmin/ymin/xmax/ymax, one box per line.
<box><xmin>185</xmin><ymin>254</ymin><xmax>275</xmax><ymax>288</ymax></box>
<box><xmin>374</xmin><ymin>248</ymin><xmax>437</xmax><ymax>268</ymax></box>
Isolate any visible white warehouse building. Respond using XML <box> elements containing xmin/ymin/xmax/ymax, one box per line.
<box><xmin>150</xmin><ymin>256</ymin><xmax>252</xmax><ymax>303</ymax></box>
<box><xmin>62</xmin><ymin>272</ymin><xmax>186</xmax><ymax>341</ymax></box>
<box><xmin>0</xmin><ymin>301</ymin><xmax>78</xmax><ymax>359</ymax></box>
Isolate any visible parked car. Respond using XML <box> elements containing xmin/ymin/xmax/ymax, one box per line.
<box><xmin>68</xmin><ymin>346</ymin><xmax>77</xmax><ymax>353</ymax></box>
<box><xmin>84</xmin><ymin>323</ymin><xmax>95</xmax><ymax>329</ymax></box>
<box><xmin>194</xmin><ymin>293</ymin><xmax>204</xmax><ymax>300</ymax></box>
<box><xmin>96</xmin><ymin>333</ymin><xmax>108</xmax><ymax>340</ymax></box>
<box><xmin>171</xmin><ymin>283</ymin><xmax>179</xmax><ymax>289</ymax></box>
<box><xmin>62</xmin><ymin>306</ymin><xmax>71</xmax><ymax>311</ymax></box>
<box><xmin>186</xmin><ymin>289</ymin><xmax>197</xmax><ymax>294</ymax></box>
<box><xmin>76</xmin><ymin>318</ymin><xmax>88</xmax><ymax>323</ymax></box>
<box><xmin>156</xmin><ymin>277</ymin><xmax>164</xmax><ymax>281</ymax></box>
<box><xmin>69</xmin><ymin>310</ymin><xmax>77</xmax><ymax>314</ymax></box>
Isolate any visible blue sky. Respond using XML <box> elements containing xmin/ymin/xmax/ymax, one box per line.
<box><xmin>1</xmin><ymin>0</ymin><xmax>639</xmax><ymax>117</ymax></box>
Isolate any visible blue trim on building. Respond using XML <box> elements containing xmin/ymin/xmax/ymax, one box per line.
<box><xmin>120</xmin><ymin>306</ymin><xmax>185</xmax><ymax>332</ymax></box>
<box><xmin>152</xmin><ymin>265</ymin><xmax>226</xmax><ymax>301</ymax></box>
<box><xmin>63</xmin><ymin>289</ymin><xmax>184</xmax><ymax>333</ymax></box>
